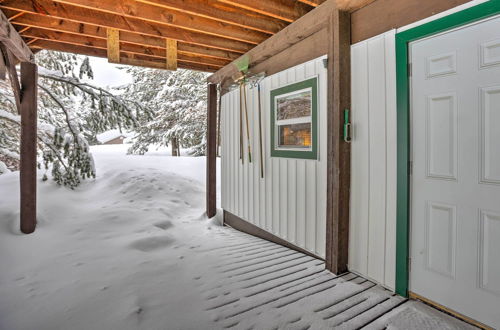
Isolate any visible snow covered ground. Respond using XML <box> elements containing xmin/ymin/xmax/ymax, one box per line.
<box><xmin>0</xmin><ymin>145</ymin><xmax>476</xmax><ymax>330</ymax></box>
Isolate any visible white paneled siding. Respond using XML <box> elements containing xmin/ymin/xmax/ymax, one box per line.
<box><xmin>221</xmin><ymin>56</ymin><xmax>328</xmax><ymax>258</ymax></box>
<box><xmin>349</xmin><ymin>30</ymin><xmax>397</xmax><ymax>290</ymax></box>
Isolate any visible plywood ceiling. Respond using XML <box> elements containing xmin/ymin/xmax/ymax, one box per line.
<box><xmin>0</xmin><ymin>0</ymin><xmax>376</xmax><ymax>72</ymax></box>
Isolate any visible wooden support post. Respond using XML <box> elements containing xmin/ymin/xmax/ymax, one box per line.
<box><xmin>206</xmin><ymin>83</ymin><xmax>217</xmax><ymax>218</ymax></box>
<box><xmin>19</xmin><ymin>62</ymin><xmax>38</xmax><ymax>234</ymax></box>
<box><xmin>165</xmin><ymin>38</ymin><xmax>177</xmax><ymax>71</ymax></box>
<box><xmin>106</xmin><ymin>28</ymin><xmax>120</xmax><ymax>63</ymax></box>
<box><xmin>326</xmin><ymin>9</ymin><xmax>351</xmax><ymax>274</ymax></box>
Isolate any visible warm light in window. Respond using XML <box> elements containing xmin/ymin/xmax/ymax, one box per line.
<box><xmin>279</xmin><ymin>123</ymin><xmax>311</xmax><ymax>148</ymax></box>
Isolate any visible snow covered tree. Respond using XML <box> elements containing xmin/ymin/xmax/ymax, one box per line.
<box><xmin>121</xmin><ymin>67</ymin><xmax>208</xmax><ymax>156</ymax></box>
<box><xmin>0</xmin><ymin>50</ymin><xmax>148</xmax><ymax>187</ymax></box>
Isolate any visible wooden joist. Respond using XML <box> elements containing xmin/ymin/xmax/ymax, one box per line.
<box><xmin>106</xmin><ymin>28</ymin><xmax>120</xmax><ymax>63</ymax></box>
<box><xmin>50</xmin><ymin>0</ymin><xmax>269</xmax><ymax>44</ymax></box>
<box><xmin>298</xmin><ymin>0</ymin><xmax>325</xmax><ymax>7</ymax></box>
<box><xmin>22</xmin><ymin>28</ymin><xmax>230</xmax><ymax>67</ymax></box>
<box><xmin>30</xmin><ymin>39</ymin><xmax>222</xmax><ymax>72</ymax></box>
<box><xmin>216</xmin><ymin>0</ymin><xmax>312</xmax><ymax>23</ymax></box>
<box><xmin>0</xmin><ymin>9</ymin><xmax>33</xmax><ymax>62</ymax></box>
<box><xmin>7</xmin><ymin>12</ymin><xmax>241</xmax><ymax>62</ymax></box>
<box><xmin>0</xmin><ymin>0</ymin><xmax>254</xmax><ymax>53</ymax></box>
<box><xmin>136</xmin><ymin>0</ymin><xmax>288</xmax><ymax>35</ymax></box>
<box><xmin>165</xmin><ymin>38</ymin><xmax>177</xmax><ymax>71</ymax></box>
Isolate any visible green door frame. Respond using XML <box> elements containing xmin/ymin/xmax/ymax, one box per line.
<box><xmin>395</xmin><ymin>0</ymin><xmax>500</xmax><ymax>297</ymax></box>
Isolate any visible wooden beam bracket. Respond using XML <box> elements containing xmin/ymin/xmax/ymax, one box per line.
<box><xmin>0</xmin><ymin>9</ymin><xmax>33</xmax><ymax>62</ymax></box>
<box><xmin>106</xmin><ymin>28</ymin><xmax>120</xmax><ymax>64</ymax></box>
<box><xmin>0</xmin><ymin>43</ymin><xmax>21</xmax><ymax>112</ymax></box>
<box><xmin>166</xmin><ymin>38</ymin><xmax>177</xmax><ymax>71</ymax></box>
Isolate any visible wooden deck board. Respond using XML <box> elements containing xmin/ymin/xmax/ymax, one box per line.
<box><xmin>199</xmin><ymin>227</ymin><xmax>478</xmax><ymax>329</ymax></box>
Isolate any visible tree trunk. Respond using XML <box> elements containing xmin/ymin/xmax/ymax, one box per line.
<box><xmin>171</xmin><ymin>137</ymin><xmax>179</xmax><ymax>157</ymax></box>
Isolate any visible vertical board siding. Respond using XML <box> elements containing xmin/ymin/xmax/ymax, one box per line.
<box><xmin>220</xmin><ymin>56</ymin><xmax>328</xmax><ymax>258</ymax></box>
<box><xmin>349</xmin><ymin>30</ymin><xmax>397</xmax><ymax>290</ymax></box>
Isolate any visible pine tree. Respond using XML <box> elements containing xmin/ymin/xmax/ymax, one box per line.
<box><xmin>121</xmin><ymin>67</ymin><xmax>208</xmax><ymax>156</ymax></box>
<box><xmin>0</xmin><ymin>50</ymin><xmax>149</xmax><ymax>187</ymax></box>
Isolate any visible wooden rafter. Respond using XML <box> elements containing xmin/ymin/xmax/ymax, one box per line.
<box><xmin>0</xmin><ymin>0</ymin><xmax>317</xmax><ymax>71</ymax></box>
<box><xmin>50</xmin><ymin>0</ymin><xmax>269</xmax><ymax>44</ymax></box>
<box><xmin>136</xmin><ymin>0</ymin><xmax>288</xmax><ymax>35</ymax></box>
<box><xmin>7</xmin><ymin>12</ymin><xmax>241</xmax><ymax>62</ymax></box>
<box><xmin>7</xmin><ymin>11</ymin><xmax>24</xmax><ymax>21</ymax></box>
<box><xmin>21</xmin><ymin>28</ymin><xmax>231</xmax><ymax>67</ymax></box>
<box><xmin>106</xmin><ymin>28</ymin><xmax>120</xmax><ymax>63</ymax></box>
<box><xmin>0</xmin><ymin>0</ymin><xmax>254</xmax><ymax>53</ymax></box>
<box><xmin>0</xmin><ymin>9</ymin><xmax>33</xmax><ymax>62</ymax></box>
<box><xmin>30</xmin><ymin>39</ymin><xmax>222</xmax><ymax>72</ymax></box>
<box><xmin>216</xmin><ymin>0</ymin><xmax>312</xmax><ymax>22</ymax></box>
<box><xmin>165</xmin><ymin>38</ymin><xmax>177</xmax><ymax>71</ymax></box>
<box><xmin>297</xmin><ymin>0</ymin><xmax>325</xmax><ymax>6</ymax></box>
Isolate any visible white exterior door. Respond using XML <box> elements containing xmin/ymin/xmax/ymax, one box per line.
<box><xmin>410</xmin><ymin>15</ymin><xmax>500</xmax><ymax>328</ymax></box>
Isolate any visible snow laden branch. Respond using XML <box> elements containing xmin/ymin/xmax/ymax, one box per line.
<box><xmin>0</xmin><ymin>50</ymin><xmax>152</xmax><ymax>187</ymax></box>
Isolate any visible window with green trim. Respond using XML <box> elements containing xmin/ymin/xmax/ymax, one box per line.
<box><xmin>270</xmin><ymin>77</ymin><xmax>318</xmax><ymax>159</ymax></box>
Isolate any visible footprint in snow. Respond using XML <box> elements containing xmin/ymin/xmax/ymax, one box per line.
<box><xmin>154</xmin><ymin>220</ymin><xmax>173</xmax><ymax>230</ymax></box>
<box><xmin>129</xmin><ymin>236</ymin><xmax>175</xmax><ymax>252</ymax></box>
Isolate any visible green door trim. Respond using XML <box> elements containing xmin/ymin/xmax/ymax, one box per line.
<box><xmin>395</xmin><ymin>0</ymin><xmax>500</xmax><ymax>297</ymax></box>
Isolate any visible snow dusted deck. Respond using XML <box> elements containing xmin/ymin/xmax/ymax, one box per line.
<box><xmin>198</xmin><ymin>227</ymin><xmax>476</xmax><ymax>330</ymax></box>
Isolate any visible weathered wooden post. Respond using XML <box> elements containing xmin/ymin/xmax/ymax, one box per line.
<box><xmin>0</xmin><ymin>10</ymin><xmax>38</xmax><ymax>233</ymax></box>
<box><xmin>326</xmin><ymin>9</ymin><xmax>351</xmax><ymax>274</ymax></box>
<box><xmin>19</xmin><ymin>62</ymin><xmax>38</xmax><ymax>234</ymax></box>
<box><xmin>206</xmin><ymin>83</ymin><xmax>217</xmax><ymax>218</ymax></box>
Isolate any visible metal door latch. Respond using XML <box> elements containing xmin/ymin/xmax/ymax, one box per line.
<box><xmin>343</xmin><ymin>108</ymin><xmax>351</xmax><ymax>143</ymax></box>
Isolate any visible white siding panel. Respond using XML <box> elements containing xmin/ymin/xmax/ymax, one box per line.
<box><xmin>349</xmin><ymin>30</ymin><xmax>397</xmax><ymax>290</ymax></box>
<box><xmin>220</xmin><ymin>56</ymin><xmax>328</xmax><ymax>258</ymax></box>
<box><xmin>367</xmin><ymin>35</ymin><xmax>387</xmax><ymax>284</ymax></box>
<box><xmin>384</xmin><ymin>33</ymin><xmax>398</xmax><ymax>289</ymax></box>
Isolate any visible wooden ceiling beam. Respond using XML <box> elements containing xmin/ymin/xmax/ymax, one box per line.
<box><xmin>21</xmin><ymin>28</ymin><xmax>231</xmax><ymax>67</ymax></box>
<box><xmin>30</xmin><ymin>39</ymin><xmax>221</xmax><ymax>72</ymax></box>
<box><xmin>135</xmin><ymin>0</ymin><xmax>287</xmax><ymax>35</ymax></box>
<box><xmin>336</xmin><ymin>0</ymin><xmax>377</xmax><ymax>12</ymax></box>
<box><xmin>209</xmin><ymin>0</ymin><xmax>334</xmax><ymax>84</ymax></box>
<box><xmin>0</xmin><ymin>0</ymin><xmax>254</xmax><ymax>53</ymax></box>
<box><xmin>50</xmin><ymin>0</ymin><xmax>269</xmax><ymax>44</ymax></box>
<box><xmin>296</xmin><ymin>0</ymin><xmax>378</xmax><ymax>11</ymax></box>
<box><xmin>7</xmin><ymin>11</ymin><xmax>241</xmax><ymax>62</ymax></box>
<box><xmin>0</xmin><ymin>9</ymin><xmax>33</xmax><ymax>62</ymax></box>
<box><xmin>297</xmin><ymin>0</ymin><xmax>325</xmax><ymax>6</ymax></box>
<box><xmin>216</xmin><ymin>0</ymin><xmax>312</xmax><ymax>23</ymax></box>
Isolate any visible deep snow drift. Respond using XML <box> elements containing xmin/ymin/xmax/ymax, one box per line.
<box><xmin>0</xmin><ymin>145</ymin><xmax>476</xmax><ymax>330</ymax></box>
<box><xmin>0</xmin><ymin>145</ymin><xmax>221</xmax><ymax>330</ymax></box>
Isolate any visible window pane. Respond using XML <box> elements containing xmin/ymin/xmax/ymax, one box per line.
<box><xmin>276</xmin><ymin>89</ymin><xmax>312</xmax><ymax>120</ymax></box>
<box><xmin>278</xmin><ymin>123</ymin><xmax>312</xmax><ymax>148</ymax></box>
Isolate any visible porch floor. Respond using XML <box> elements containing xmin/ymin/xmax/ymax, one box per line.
<box><xmin>201</xmin><ymin>227</ymin><xmax>477</xmax><ymax>330</ymax></box>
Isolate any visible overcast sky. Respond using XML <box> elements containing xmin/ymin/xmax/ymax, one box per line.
<box><xmin>88</xmin><ymin>57</ymin><xmax>133</xmax><ymax>88</ymax></box>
